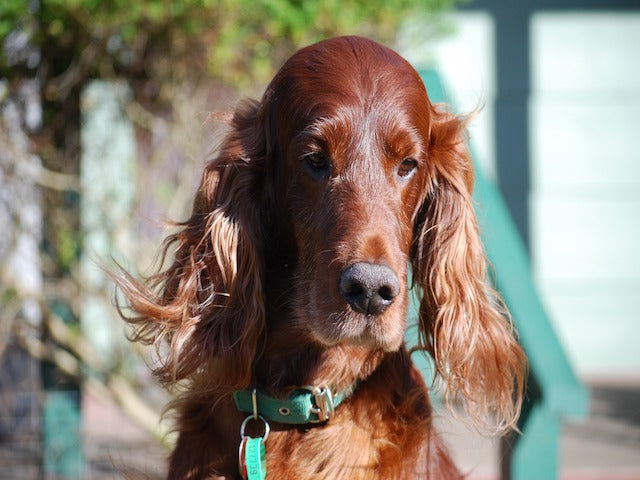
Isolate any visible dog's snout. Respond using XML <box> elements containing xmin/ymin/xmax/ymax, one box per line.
<box><xmin>339</xmin><ymin>262</ymin><xmax>400</xmax><ymax>315</ymax></box>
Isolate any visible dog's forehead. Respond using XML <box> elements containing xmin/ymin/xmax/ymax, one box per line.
<box><xmin>268</xmin><ymin>37</ymin><xmax>422</xmax><ymax>106</ymax></box>
<box><xmin>266</xmin><ymin>37</ymin><xmax>432</xmax><ymax>158</ymax></box>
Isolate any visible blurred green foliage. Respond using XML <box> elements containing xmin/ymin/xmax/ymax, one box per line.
<box><xmin>1</xmin><ymin>0</ymin><xmax>463</xmax><ymax>274</ymax></box>
<box><xmin>1</xmin><ymin>0</ymin><xmax>464</xmax><ymax>278</ymax></box>
<box><xmin>1</xmin><ymin>0</ymin><xmax>461</xmax><ymax>88</ymax></box>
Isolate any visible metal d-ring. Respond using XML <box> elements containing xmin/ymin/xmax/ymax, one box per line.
<box><xmin>240</xmin><ymin>414</ymin><xmax>270</xmax><ymax>442</ymax></box>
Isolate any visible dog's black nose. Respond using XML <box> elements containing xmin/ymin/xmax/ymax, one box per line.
<box><xmin>339</xmin><ymin>262</ymin><xmax>400</xmax><ymax>315</ymax></box>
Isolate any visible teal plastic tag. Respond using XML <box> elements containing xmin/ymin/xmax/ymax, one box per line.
<box><xmin>245</xmin><ymin>437</ymin><xmax>266</xmax><ymax>480</ymax></box>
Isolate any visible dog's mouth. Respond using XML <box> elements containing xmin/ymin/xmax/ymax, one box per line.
<box><xmin>305</xmin><ymin>295</ymin><xmax>408</xmax><ymax>352</ymax></box>
<box><xmin>336</xmin><ymin>312</ymin><xmax>406</xmax><ymax>351</ymax></box>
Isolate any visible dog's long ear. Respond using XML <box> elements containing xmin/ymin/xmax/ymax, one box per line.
<box><xmin>116</xmin><ymin>100</ymin><xmax>267</xmax><ymax>391</ymax></box>
<box><xmin>412</xmin><ymin>108</ymin><xmax>526</xmax><ymax>432</ymax></box>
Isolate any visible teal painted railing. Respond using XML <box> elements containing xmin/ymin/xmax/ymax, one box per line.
<box><xmin>413</xmin><ymin>69</ymin><xmax>590</xmax><ymax>479</ymax></box>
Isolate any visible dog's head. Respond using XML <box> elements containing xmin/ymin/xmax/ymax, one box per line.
<box><xmin>118</xmin><ymin>36</ymin><xmax>525</xmax><ymax>432</ymax></box>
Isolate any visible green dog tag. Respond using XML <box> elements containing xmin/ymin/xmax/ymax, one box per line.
<box><xmin>244</xmin><ymin>437</ymin><xmax>266</xmax><ymax>480</ymax></box>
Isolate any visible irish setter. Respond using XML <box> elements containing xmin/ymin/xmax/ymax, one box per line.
<box><xmin>118</xmin><ymin>36</ymin><xmax>526</xmax><ymax>479</ymax></box>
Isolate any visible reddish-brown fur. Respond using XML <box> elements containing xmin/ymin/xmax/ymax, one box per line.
<box><xmin>117</xmin><ymin>36</ymin><xmax>526</xmax><ymax>479</ymax></box>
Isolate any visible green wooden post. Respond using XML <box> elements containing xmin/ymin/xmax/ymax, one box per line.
<box><xmin>414</xmin><ymin>68</ymin><xmax>589</xmax><ymax>479</ymax></box>
<box><xmin>507</xmin><ymin>400</ymin><xmax>560</xmax><ymax>478</ymax></box>
<box><xmin>43</xmin><ymin>303</ymin><xmax>87</xmax><ymax>477</ymax></box>
<box><xmin>43</xmin><ymin>391</ymin><xmax>86</xmax><ymax>478</ymax></box>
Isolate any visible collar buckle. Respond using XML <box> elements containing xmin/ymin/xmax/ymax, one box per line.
<box><xmin>303</xmin><ymin>386</ymin><xmax>335</xmax><ymax>422</ymax></box>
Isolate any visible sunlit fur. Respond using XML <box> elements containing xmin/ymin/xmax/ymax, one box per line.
<box><xmin>411</xmin><ymin>110</ymin><xmax>525</xmax><ymax>432</ymax></box>
<box><xmin>117</xmin><ymin>36</ymin><xmax>526</xmax><ymax>479</ymax></box>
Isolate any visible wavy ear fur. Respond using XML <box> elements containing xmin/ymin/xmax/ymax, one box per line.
<box><xmin>412</xmin><ymin>108</ymin><xmax>526</xmax><ymax>432</ymax></box>
<box><xmin>116</xmin><ymin>100</ymin><xmax>266</xmax><ymax>393</ymax></box>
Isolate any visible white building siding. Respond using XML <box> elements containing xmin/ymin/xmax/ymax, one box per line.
<box><xmin>530</xmin><ymin>12</ymin><xmax>640</xmax><ymax>379</ymax></box>
<box><xmin>401</xmin><ymin>11</ymin><xmax>640</xmax><ymax>380</ymax></box>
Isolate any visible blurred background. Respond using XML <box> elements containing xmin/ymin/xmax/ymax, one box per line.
<box><xmin>1</xmin><ymin>0</ymin><xmax>638</xmax><ymax>479</ymax></box>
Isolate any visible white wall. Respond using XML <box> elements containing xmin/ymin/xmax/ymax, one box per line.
<box><xmin>530</xmin><ymin>12</ymin><xmax>640</xmax><ymax>380</ymax></box>
<box><xmin>401</xmin><ymin>11</ymin><xmax>640</xmax><ymax>381</ymax></box>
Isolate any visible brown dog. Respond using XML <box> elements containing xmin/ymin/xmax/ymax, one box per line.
<box><xmin>118</xmin><ymin>36</ymin><xmax>526</xmax><ymax>479</ymax></box>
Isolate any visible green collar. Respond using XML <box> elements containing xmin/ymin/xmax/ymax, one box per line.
<box><xmin>233</xmin><ymin>384</ymin><xmax>358</xmax><ymax>425</ymax></box>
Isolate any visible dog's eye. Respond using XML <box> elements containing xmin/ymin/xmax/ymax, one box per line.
<box><xmin>303</xmin><ymin>152</ymin><xmax>330</xmax><ymax>179</ymax></box>
<box><xmin>397</xmin><ymin>157</ymin><xmax>418</xmax><ymax>178</ymax></box>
